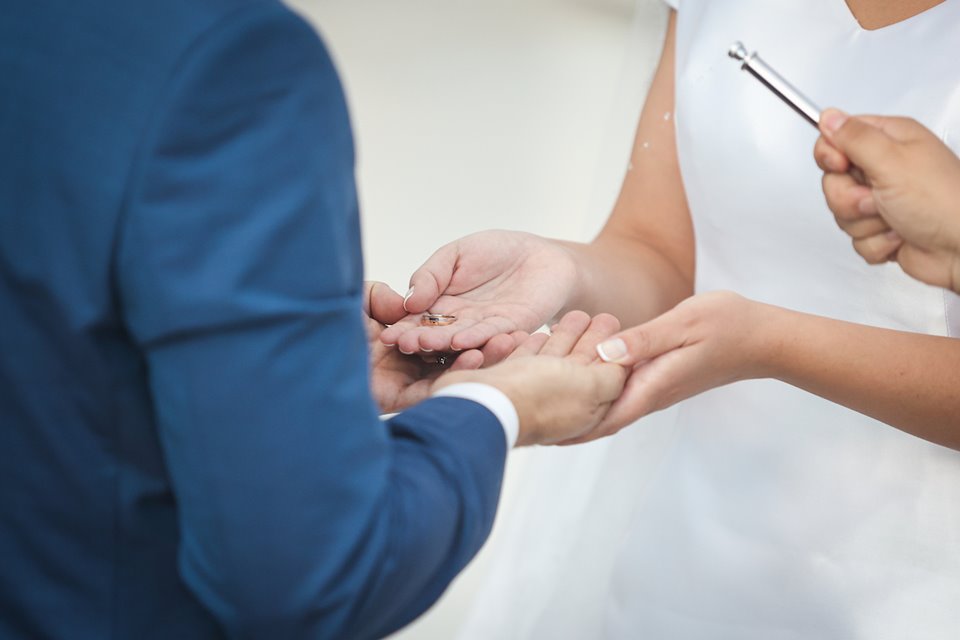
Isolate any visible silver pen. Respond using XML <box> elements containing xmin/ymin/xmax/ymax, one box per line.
<box><xmin>728</xmin><ymin>41</ymin><xmax>820</xmax><ymax>128</ymax></box>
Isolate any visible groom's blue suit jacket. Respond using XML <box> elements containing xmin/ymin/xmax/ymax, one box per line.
<box><xmin>0</xmin><ymin>1</ymin><xmax>507</xmax><ymax>638</ymax></box>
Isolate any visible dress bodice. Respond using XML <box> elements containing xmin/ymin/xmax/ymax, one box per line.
<box><xmin>603</xmin><ymin>2</ymin><xmax>960</xmax><ymax>638</ymax></box>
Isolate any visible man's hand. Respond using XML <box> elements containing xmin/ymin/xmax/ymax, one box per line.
<box><xmin>378</xmin><ymin>231</ymin><xmax>579</xmax><ymax>355</ymax></box>
<box><xmin>433</xmin><ymin>311</ymin><xmax>629</xmax><ymax>446</ymax></box>
<box><xmin>364</xmin><ymin>282</ymin><xmax>521</xmax><ymax>414</ymax></box>
<box><xmin>814</xmin><ymin>109</ymin><xmax>960</xmax><ymax>293</ymax></box>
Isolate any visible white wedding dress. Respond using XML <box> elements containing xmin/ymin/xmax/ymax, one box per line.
<box><xmin>459</xmin><ymin>1</ymin><xmax>960</xmax><ymax>638</ymax></box>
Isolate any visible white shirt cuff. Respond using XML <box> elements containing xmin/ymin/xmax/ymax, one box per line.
<box><xmin>432</xmin><ymin>383</ymin><xmax>519</xmax><ymax>450</ymax></box>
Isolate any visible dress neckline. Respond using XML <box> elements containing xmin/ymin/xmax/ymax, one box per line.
<box><xmin>840</xmin><ymin>0</ymin><xmax>951</xmax><ymax>33</ymax></box>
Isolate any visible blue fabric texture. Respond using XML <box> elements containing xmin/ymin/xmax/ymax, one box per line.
<box><xmin>0</xmin><ymin>1</ymin><xmax>506</xmax><ymax>638</ymax></box>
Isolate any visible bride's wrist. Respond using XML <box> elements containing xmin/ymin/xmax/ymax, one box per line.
<box><xmin>552</xmin><ymin>238</ymin><xmax>591</xmax><ymax>315</ymax></box>
<box><xmin>741</xmin><ymin>300</ymin><xmax>793</xmax><ymax>381</ymax></box>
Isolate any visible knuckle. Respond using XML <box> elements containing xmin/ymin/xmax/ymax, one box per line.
<box><xmin>594</xmin><ymin>312</ymin><xmax>621</xmax><ymax>333</ymax></box>
<box><xmin>853</xmin><ymin>239</ymin><xmax>887</xmax><ymax>265</ymax></box>
<box><xmin>627</xmin><ymin>328</ymin><xmax>652</xmax><ymax>356</ymax></box>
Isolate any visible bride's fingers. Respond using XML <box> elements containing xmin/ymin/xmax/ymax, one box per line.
<box><xmin>447</xmin><ymin>317</ymin><xmax>522</xmax><ymax>352</ymax></box>
<box><xmin>390</xmin><ymin>320</ymin><xmax>476</xmax><ymax>354</ymax></box>
<box><xmin>402</xmin><ymin>244</ymin><xmax>461</xmax><ymax>314</ymax></box>
<box><xmin>379</xmin><ymin>314</ymin><xmax>423</xmax><ymax>347</ymax></box>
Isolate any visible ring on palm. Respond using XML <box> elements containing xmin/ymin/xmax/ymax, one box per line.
<box><xmin>421</xmin><ymin>313</ymin><xmax>457</xmax><ymax>327</ymax></box>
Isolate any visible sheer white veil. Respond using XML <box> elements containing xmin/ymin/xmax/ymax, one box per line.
<box><xmin>454</xmin><ymin>3</ymin><xmax>677</xmax><ymax>638</ymax></box>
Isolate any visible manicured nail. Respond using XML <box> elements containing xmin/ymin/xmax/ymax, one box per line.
<box><xmin>596</xmin><ymin>338</ymin><xmax>628</xmax><ymax>363</ymax></box>
<box><xmin>421</xmin><ymin>348</ymin><xmax>434</xmax><ymax>353</ymax></box>
<box><xmin>403</xmin><ymin>287</ymin><xmax>415</xmax><ymax>311</ymax></box>
<box><xmin>399</xmin><ymin>347</ymin><xmax>414</xmax><ymax>355</ymax></box>
<box><xmin>821</xmin><ymin>109</ymin><xmax>847</xmax><ymax>135</ymax></box>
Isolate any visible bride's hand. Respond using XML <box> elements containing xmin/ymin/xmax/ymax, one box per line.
<box><xmin>564</xmin><ymin>291</ymin><xmax>775</xmax><ymax>444</ymax></box>
<box><xmin>379</xmin><ymin>230</ymin><xmax>579</xmax><ymax>354</ymax></box>
<box><xmin>364</xmin><ymin>282</ymin><xmax>523</xmax><ymax>414</ymax></box>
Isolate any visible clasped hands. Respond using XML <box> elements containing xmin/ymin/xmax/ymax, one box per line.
<box><xmin>365</xmin><ymin>280</ymin><xmax>631</xmax><ymax>446</ymax></box>
<box><xmin>365</xmin><ymin>236</ymin><xmax>776</xmax><ymax>447</ymax></box>
<box><xmin>368</xmin><ymin>109</ymin><xmax>960</xmax><ymax>447</ymax></box>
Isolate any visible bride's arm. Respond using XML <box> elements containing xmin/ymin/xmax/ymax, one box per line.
<box><xmin>581</xmin><ymin>291</ymin><xmax>960</xmax><ymax>451</ymax></box>
<box><xmin>380</xmin><ymin>11</ymin><xmax>692</xmax><ymax>354</ymax></box>
<box><xmin>771</xmin><ymin>306</ymin><xmax>960</xmax><ymax>450</ymax></box>
<box><xmin>562</xmin><ymin>10</ymin><xmax>696</xmax><ymax>327</ymax></box>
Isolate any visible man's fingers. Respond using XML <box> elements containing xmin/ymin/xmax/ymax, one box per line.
<box><xmin>822</xmin><ymin>172</ymin><xmax>874</xmax><ymax>223</ymax></box>
<box><xmin>853</xmin><ymin>231</ymin><xmax>903</xmax><ymax>265</ymax></box>
<box><xmin>539</xmin><ymin>311</ymin><xmax>592</xmax><ymax>357</ymax></box>
<box><xmin>569</xmin><ymin>313</ymin><xmax>621</xmax><ymax>364</ymax></box>
<box><xmin>480</xmin><ymin>332</ymin><xmax>524</xmax><ymax>366</ymax></box>
<box><xmin>364</xmin><ymin>281</ymin><xmax>406</xmax><ymax>324</ymax></box>
<box><xmin>509</xmin><ymin>331</ymin><xmax>550</xmax><ymax>359</ymax></box>
<box><xmin>594</xmin><ymin>362</ymin><xmax>629</xmax><ymax>404</ymax></box>
<box><xmin>448</xmin><ymin>349</ymin><xmax>484</xmax><ymax>372</ymax></box>
<box><xmin>550</xmin><ymin>364</ymin><xmax>629</xmax><ymax>447</ymax></box>
<box><xmin>403</xmin><ymin>244</ymin><xmax>460</xmax><ymax>314</ymax></box>
<box><xmin>580</xmin><ymin>346</ymin><xmax>695</xmax><ymax>442</ymax></box>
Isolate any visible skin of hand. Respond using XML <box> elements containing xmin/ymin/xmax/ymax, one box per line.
<box><xmin>564</xmin><ymin>291</ymin><xmax>771</xmax><ymax>443</ymax></box>
<box><xmin>381</xmin><ymin>13</ymin><xmax>692</xmax><ymax>357</ymax></box>
<box><xmin>574</xmin><ymin>290</ymin><xmax>960</xmax><ymax>451</ymax></box>
<box><xmin>814</xmin><ymin>108</ymin><xmax>960</xmax><ymax>292</ymax></box>
<box><xmin>364</xmin><ymin>282</ymin><xmax>524</xmax><ymax>414</ymax></box>
<box><xmin>378</xmin><ymin>231</ymin><xmax>580</xmax><ymax>355</ymax></box>
<box><xmin>378</xmin><ymin>11</ymin><xmax>960</xmax><ymax>450</ymax></box>
<box><xmin>433</xmin><ymin>311</ymin><xmax>628</xmax><ymax>447</ymax></box>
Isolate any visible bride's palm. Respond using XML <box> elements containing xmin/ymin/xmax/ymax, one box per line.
<box><xmin>380</xmin><ymin>231</ymin><xmax>578</xmax><ymax>353</ymax></box>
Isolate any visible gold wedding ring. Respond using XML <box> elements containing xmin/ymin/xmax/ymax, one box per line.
<box><xmin>421</xmin><ymin>313</ymin><xmax>457</xmax><ymax>327</ymax></box>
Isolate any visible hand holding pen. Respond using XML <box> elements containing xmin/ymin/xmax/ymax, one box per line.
<box><xmin>814</xmin><ymin>110</ymin><xmax>960</xmax><ymax>293</ymax></box>
<box><xmin>730</xmin><ymin>42</ymin><xmax>960</xmax><ymax>293</ymax></box>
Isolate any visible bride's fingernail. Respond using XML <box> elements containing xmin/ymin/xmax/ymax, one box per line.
<box><xmin>403</xmin><ymin>287</ymin><xmax>415</xmax><ymax>310</ymax></box>
<box><xmin>596</xmin><ymin>339</ymin><xmax>628</xmax><ymax>363</ymax></box>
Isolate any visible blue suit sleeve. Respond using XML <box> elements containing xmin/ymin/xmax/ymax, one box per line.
<box><xmin>115</xmin><ymin>4</ymin><xmax>506</xmax><ymax>638</ymax></box>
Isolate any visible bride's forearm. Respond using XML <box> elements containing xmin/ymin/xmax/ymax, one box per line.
<box><xmin>760</xmin><ymin>304</ymin><xmax>960</xmax><ymax>450</ymax></box>
<box><xmin>556</xmin><ymin>234</ymin><xmax>693</xmax><ymax>328</ymax></box>
<box><xmin>551</xmin><ymin>10</ymin><xmax>693</xmax><ymax>328</ymax></box>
